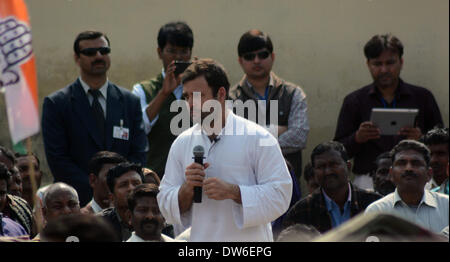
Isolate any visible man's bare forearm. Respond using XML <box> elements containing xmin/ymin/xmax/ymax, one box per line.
<box><xmin>178</xmin><ymin>183</ymin><xmax>194</xmax><ymax>214</ymax></box>
<box><xmin>145</xmin><ymin>89</ymin><xmax>170</xmax><ymax>122</ymax></box>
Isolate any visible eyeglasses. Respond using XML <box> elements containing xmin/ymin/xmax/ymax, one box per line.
<box><xmin>79</xmin><ymin>47</ymin><xmax>111</xmax><ymax>56</ymax></box>
<box><xmin>242</xmin><ymin>50</ymin><xmax>270</xmax><ymax>61</ymax></box>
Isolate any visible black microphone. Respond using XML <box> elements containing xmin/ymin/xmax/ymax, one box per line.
<box><xmin>193</xmin><ymin>145</ymin><xmax>205</xmax><ymax>203</ymax></box>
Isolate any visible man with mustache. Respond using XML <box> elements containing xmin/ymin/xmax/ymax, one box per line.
<box><xmin>126</xmin><ymin>183</ymin><xmax>181</xmax><ymax>242</ymax></box>
<box><xmin>334</xmin><ymin>34</ymin><xmax>443</xmax><ymax>191</ymax></box>
<box><xmin>42</xmin><ymin>31</ymin><xmax>148</xmax><ymax>207</ymax></box>
<box><xmin>282</xmin><ymin>141</ymin><xmax>381</xmax><ymax>233</ymax></box>
<box><xmin>423</xmin><ymin>127</ymin><xmax>449</xmax><ymax>194</ymax></box>
<box><xmin>42</xmin><ymin>182</ymin><xmax>81</xmax><ymax>224</ymax></box>
<box><xmin>365</xmin><ymin>140</ymin><xmax>449</xmax><ymax>233</ymax></box>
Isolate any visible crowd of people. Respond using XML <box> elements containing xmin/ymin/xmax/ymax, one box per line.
<box><xmin>0</xmin><ymin>21</ymin><xmax>448</xmax><ymax>242</ymax></box>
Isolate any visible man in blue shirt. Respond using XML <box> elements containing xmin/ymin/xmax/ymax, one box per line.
<box><xmin>283</xmin><ymin>141</ymin><xmax>381</xmax><ymax>233</ymax></box>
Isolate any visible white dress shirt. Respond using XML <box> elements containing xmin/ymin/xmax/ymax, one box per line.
<box><xmin>89</xmin><ymin>198</ymin><xmax>103</xmax><ymax>214</ymax></box>
<box><xmin>157</xmin><ymin>110</ymin><xmax>293</xmax><ymax>242</ymax></box>
<box><xmin>365</xmin><ymin>189</ymin><xmax>449</xmax><ymax>233</ymax></box>
<box><xmin>132</xmin><ymin>69</ymin><xmax>183</xmax><ymax>134</ymax></box>
<box><xmin>424</xmin><ymin>178</ymin><xmax>439</xmax><ymax>191</ymax></box>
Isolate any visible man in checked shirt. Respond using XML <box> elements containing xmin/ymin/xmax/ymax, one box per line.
<box><xmin>230</xmin><ymin>29</ymin><xmax>310</xmax><ymax>182</ymax></box>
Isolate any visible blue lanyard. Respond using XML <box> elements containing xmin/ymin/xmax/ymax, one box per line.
<box><xmin>381</xmin><ymin>97</ymin><xmax>396</xmax><ymax>108</ymax></box>
<box><xmin>256</xmin><ymin>86</ymin><xmax>269</xmax><ymax>101</ymax></box>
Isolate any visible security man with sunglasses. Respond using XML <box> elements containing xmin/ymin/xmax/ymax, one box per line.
<box><xmin>230</xmin><ymin>29</ymin><xmax>309</xmax><ymax>193</ymax></box>
<box><xmin>42</xmin><ymin>31</ymin><xmax>148</xmax><ymax>207</ymax></box>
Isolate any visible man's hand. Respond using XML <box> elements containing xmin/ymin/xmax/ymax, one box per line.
<box><xmin>161</xmin><ymin>61</ymin><xmax>180</xmax><ymax>96</ymax></box>
<box><xmin>184</xmin><ymin>162</ymin><xmax>209</xmax><ymax>190</ymax></box>
<box><xmin>178</xmin><ymin>162</ymin><xmax>209</xmax><ymax>214</ymax></box>
<box><xmin>145</xmin><ymin>60</ymin><xmax>181</xmax><ymax>121</ymax></box>
<box><xmin>203</xmin><ymin>177</ymin><xmax>242</xmax><ymax>204</ymax></box>
<box><xmin>398</xmin><ymin>126</ymin><xmax>422</xmax><ymax>140</ymax></box>
<box><xmin>355</xmin><ymin>121</ymin><xmax>381</xmax><ymax>143</ymax></box>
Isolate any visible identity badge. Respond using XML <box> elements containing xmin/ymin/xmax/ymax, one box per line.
<box><xmin>113</xmin><ymin>119</ymin><xmax>129</xmax><ymax>140</ymax></box>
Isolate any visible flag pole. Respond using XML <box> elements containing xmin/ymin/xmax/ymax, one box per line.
<box><xmin>25</xmin><ymin>137</ymin><xmax>43</xmax><ymax>235</ymax></box>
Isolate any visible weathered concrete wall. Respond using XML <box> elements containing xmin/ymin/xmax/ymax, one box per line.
<box><xmin>0</xmin><ymin>0</ymin><xmax>448</xmax><ymax>192</ymax></box>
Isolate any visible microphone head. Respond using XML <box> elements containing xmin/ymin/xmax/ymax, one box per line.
<box><xmin>193</xmin><ymin>145</ymin><xmax>205</xmax><ymax>157</ymax></box>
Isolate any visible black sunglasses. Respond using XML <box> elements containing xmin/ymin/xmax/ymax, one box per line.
<box><xmin>242</xmin><ymin>50</ymin><xmax>270</xmax><ymax>61</ymax></box>
<box><xmin>79</xmin><ymin>47</ymin><xmax>111</xmax><ymax>56</ymax></box>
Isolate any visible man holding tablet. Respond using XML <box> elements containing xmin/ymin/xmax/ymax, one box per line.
<box><xmin>334</xmin><ymin>34</ymin><xmax>443</xmax><ymax>190</ymax></box>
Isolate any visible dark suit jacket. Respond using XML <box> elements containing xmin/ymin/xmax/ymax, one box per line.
<box><xmin>42</xmin><ymin>79</ymin><xmax>148</xmax><ymax>206</ymax></box>
<box><xmin>282</xmin><ymin>183</ymin><xmax>382</xmax><ymax>233</ymax></box>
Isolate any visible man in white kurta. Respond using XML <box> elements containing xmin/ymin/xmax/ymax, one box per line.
<box><xmin>157</xmin><ymin>58</ymin><xmax>292</xmax><ymax>242</ymax></box>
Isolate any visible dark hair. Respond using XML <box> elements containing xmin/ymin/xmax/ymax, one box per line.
<box><xmin>423</xmin><ymin>127</ymin><xmax>449</xmax><ymax>147</ymax></box>
<box><xmin>106</xmin><ymin>162</ymin><xmax>143</xmax><ymax>193</ymax></box>
<box><xmin>14</xmin><ymin>152</ymin><xmax>40</xmax><ymax>169</ymax></box>
<box><xmin>127</xmin><ymin>183</ymin><xmax>159</xmax><ymax>212</ymax></box>
<box><xmin>42</xmin><ymin>213</ymin><xmax>119</xmax><ymax>242</ymax></box>
<box><xmin>0</xmin><ymin>162</ymin><xmax>10</xmax><ymax>184</ymax></box>
<box><xmin>390</xmin><ymin>140</ymin><xmax>431</xmax><ymax>166</ymax></box>
<box><xmin>303</xmin><ymin>162</ymin><xmax>315</xmax><ymax>182</ymax></box>
<box><xmin>374</xmin><ymin>152</ymin><xmax>391</xmax><ymax>166</ymax></box>
<box><xmin>0</xmin><ymin>146</ymin><xmax>16</xmax><ymax>166</ymax></box>
<box><xmin>181</xmin><ymin>58</ymin><xmax>230</xmax><ymax>97</ymax></box>
<box><xmin>142</xmin><ymin>168</ymin><xmax>160</xmax><ymax>186</ymax></box>
<box><xmin>238</xmin><ymin>29</ymin><xmax>273</xmax><ymax>57</ymax></box>
<box><xmin>88</xmin><ymin>151</ymin><xmax>126</xmax><ymax>177</ymax></box>
<box><xmin>364</xmin><ymin>34</ymin><xmax>404</xmax><ymax>60</ymax></box>
<box><xmin>73</xmin><ymin>30</ymin><xmax>110</xmax><ymax>56</ymax></box>
<box><xmin>157</xmin><ymin>21</ymin><xmax>193</xmax><ymax>50</ymax></box>
<box><xmin>310</xmin><ymin>141</ymin><xmax>349</xmax><ymax>167</ymax></box>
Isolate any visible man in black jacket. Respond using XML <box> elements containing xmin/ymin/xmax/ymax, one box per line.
<box><xmin>283</xmin><ymin>141</ymin><xmax>381</xmax><ymax>233</ymax></box>
<box><xmin>99</xmin><ymin>162</ymin><xmax>143</xmax><ymax>241</ymax></box>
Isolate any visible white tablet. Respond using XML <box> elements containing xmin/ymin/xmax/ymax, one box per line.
<box><xmin>370</xmin><ymin>108</ymin><xmax>419</xmax><ymax>135</ymax></box>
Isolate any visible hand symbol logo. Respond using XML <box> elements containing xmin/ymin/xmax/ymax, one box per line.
<box><xmin>0</xmin><ymin>16</ymin><xmax>33</xmax><ymax>88</ymax></box>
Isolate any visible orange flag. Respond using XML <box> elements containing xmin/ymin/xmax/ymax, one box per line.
<box><xmin>0</xmin><ymin>0</ymin><xmax>39</xmax><ymax>144</ymax></box>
